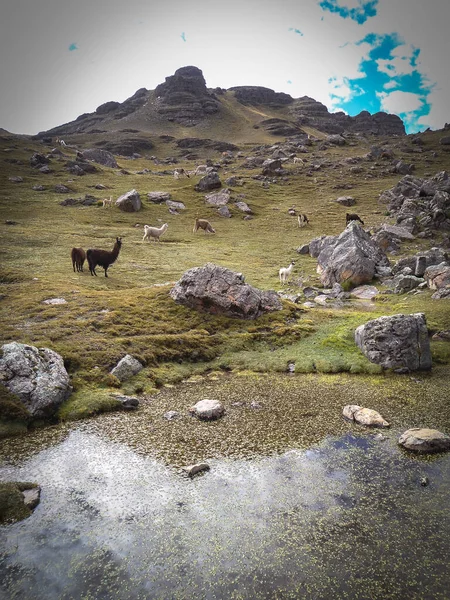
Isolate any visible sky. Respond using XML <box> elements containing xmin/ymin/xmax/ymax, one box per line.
<box><xmin>1</xmin><ymin>0</ymin><xmax>449</xmax><ymax>135</ymax></box>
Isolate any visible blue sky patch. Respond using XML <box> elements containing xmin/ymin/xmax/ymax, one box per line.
<box><xmin>288</xmin><ymin>28</ymin><xmax>303</xmax><ymax>36</ymax></box>
<box><xmin>68</xmin><ymin>43</ymin><xmax>78</xmax><ymax>51</ymax></box>
<box><xmin>330</xmin><ymin>32</ymin><xmax>433</xmax><ymax>132</ymax></box>
<box><xmin>181</xmin><ymin>32</ymin><xmax>186</xmax><ymax>42</ymax></box>
<box><xmin>319</xmin><ymin>0</ymin><xmax>378</xmax><ymax>24</ymax></box>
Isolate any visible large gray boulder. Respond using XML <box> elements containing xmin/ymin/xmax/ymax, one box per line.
<box><xmin>116</xmin><ymin>189</ymin><xmax>141</xmax><ymax>212</ymax></box>
<box><xmin>398</xmin><ymin>428</ymin><xmax>450</xmax><ymax>453</ymax></box>
<box><xmin>194</xmin><ymin>172</ymin><xmax>222</xmax><ymax>192</ymax></box>
<box><xmin>355</xmin><ymin>313</ymin><xmax>432</xmax><ymax>372</ymax></box>
<box><xmin>205</xmin><ymin>189</ymin><xmax>230</xmax><ymax>206</ymax></box>
<box><xmin>392</xmin><ymin>248</ymin><xmax>448</xmax><ymax>277</ymax></box>
<box><xmin>315</xmin><ymin>221</ymin><xmax>390</xmax><ymax>287</ymax></box>
<box><xmin>0</xmin><ymin>342</ymin><xmax>72</xmax><ymax>418</ymax></box>
<box><xmin>170</xmin><ymin>263</ymin><xmax>282</xmax><ymax>319</ymax></box>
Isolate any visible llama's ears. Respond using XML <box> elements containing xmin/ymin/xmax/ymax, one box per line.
<box><xmin>117</xmin><ymin>237</ymin><xmax>122</xmax><ymax>242</ymax></box>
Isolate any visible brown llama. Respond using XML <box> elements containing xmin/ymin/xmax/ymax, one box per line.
<box><xmin>86</xmin><ymin>237</ymin><xmax>122</xmax><ymax>277</ymax></box>
<box><xmin>71</xmin><ymin>247</ymin><xmax>86</xmax><ymax>272</ymax></box>
<box><xmin>346</xmin><ymin>213</ymin><xmax>365</xmax><ymax>226</ymax></box>
<box><xmin>193</xmin><ymin>218</ymin><xmax>216</xmax><ymax>234</ymax></box>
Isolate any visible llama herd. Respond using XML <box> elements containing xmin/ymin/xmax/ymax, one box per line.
<box><xmin>73</xmin><ymin>190</ymin><xmax>365</xmax><ymax>282</ymax></box>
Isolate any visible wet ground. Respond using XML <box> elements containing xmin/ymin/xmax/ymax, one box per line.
<box><xmin>1</xmin><ymin>372</ymin><xmax>450</xmax><ymax>599</ymax></box>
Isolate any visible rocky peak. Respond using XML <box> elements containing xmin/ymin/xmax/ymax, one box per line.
<box><xmin>154</xmin><ymin>66</ymin><xmax>219</xmax><ymax>126</ymax></box>
<box><xmin>229</xmin><ymin>86</ymin><xmax>293</xmax><ymax>107</ymax></box>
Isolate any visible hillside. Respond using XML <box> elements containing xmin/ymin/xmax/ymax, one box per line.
<box><xmin>0</xmin><ymin>68</ymin><xmax>449</xmax><ymax>434</ymax></box>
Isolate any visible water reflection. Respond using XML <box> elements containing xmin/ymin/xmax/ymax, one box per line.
<box><xmin>1</xmin><ymin>427</ymin><xmax>449</xmax><ymax>599</ymax></box>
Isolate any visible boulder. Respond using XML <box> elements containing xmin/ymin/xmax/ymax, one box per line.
<box><xmin>335</xmin><ymin>196</ymin><xmax>356</xmax><ymax>207</ymax></box>
<box><xmin>0</xmin><ymin>482</ymin><xmax>41</xmax><ymax>524</ymax></box>
<box><xmin>398</xmin><ymin>428</ymin><xmax>450</xmax><ymax>453</ymax></box>
<box><xmin>110</xmin><ymin>355</ymin><xmax>143</xmax><ymax>382</ymax></box>
<box><xmin>235</xmin><ymin>201</ymin><xmax>252</xmax><ymax>214</ymax></box>
<box><xmin>194</xmin><ymin>172</ymin><xmax>222</xmax><ymax>192</ymax></box>
<box><xmin>392</xmin><ymin>249</ymin><xmax>448</xmax><ymax>277</ymax></box>
<box><xmin>182</xmin><ymin>463</ymin><xmax>210</xmax><ymax>477</ymax></box>
<box><xmin>205</xmin><ymin>189</ymin><xmax>230</xmax><ymax>206</ymax></box>
<box><xmin>218</xmin><ymin>206</ymin><xmax>232</xmax><ymax>218</ymax></box>
<box><xmin>109</xmin><ymin>393</ymin><xmax>140</xmax><ymax>410</ymax></box>
<box><xmin>390</xmin><ymin>274</ymin><xmax>424</xmax><ymax>294</ymax></box>
<box><xmin>0</xmin><ymin>342</ymin><xmax>72</xmax><ymax>418</ymax></box>
<box><xmin>343</xmin><ymin>405</ymin><xmax>390</xmax><ymax>428</ymax></box>
<box><xmin>30</xmin><ymin>152</ymin><xmax>49</xmax><ymax>168</ymax></box>
<box><xmin>189</xmin><ymin>399</ymin><xmax>225</xmax><ymax>420</ymax></box>
<box><xmin>316</xmin><ymin>221</ymin><xmax>390</xmax><ymax>287</ymax></box>
<box><xmin>81</xmin><ymin>148</ymin><xmax>118</xmax><ymax>168</ymax></box>
<box><xmin>354</xmin><ymin>313</ymin><xmax>432</xmax><ymax>372</ymax></box>
<box><xmin>116</xmin><ymin>189</ymin><xmax>141</xmax><ymax>212</ymax></box>
<box><xmin>148</xmin><ymin>191</ymin><xmax>171</xmax><ymax>203</ymax></box>
<box><xmin>350</xmin><ymin>285</ymin><xmax>379</xmax><ymax>300</ymax></box>
<box><xmin>170</xmin><ymin>263</ymin><xmax>282</xmax><ymax>319</ymax></box>
<box><xmin>424</xmin><ymin>262</ymin><xmax>450</xmax><ymax>291</ymax></box>
<box><xmin>262</xmin><ymin>159</ymin><xmax>282</xmax><ymax>175</ymax></box>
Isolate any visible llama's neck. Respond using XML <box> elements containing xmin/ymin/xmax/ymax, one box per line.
<box><xmin>111</xmin><ymin>242</ymin><xmax>121</xmax><ymax>260</ymax></box>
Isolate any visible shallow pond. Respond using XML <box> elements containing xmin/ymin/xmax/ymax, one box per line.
<box><xmin>1</xmin><ymin>372</ymin><xmax>450</xmax><ymax>599</ymax></box>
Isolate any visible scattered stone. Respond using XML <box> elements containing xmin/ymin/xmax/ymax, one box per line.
<box><xmin>148</xmin><ymin>191</ymin><xmax>172</xmax><ymax>203</ymax></box>
<box><xmin>335</xmin><ymin>196</ymin><xmax>356</xmax><ymax>207</ymax></box>
<box><xmin>182</xmin><ymin>463</ymin><xmax>210</xmax><ymax>478</ymax></box>
<box><xmin>164</xmin><ymin>410</ymin><xmax>182</xmax><ymax>421</ymax></box>
<box><xmin>110</xmin><ymin>354</ymin><xmax>143</xmax><ymax>382</ymax></box>
<box><xmin>32</xmin><ymin>185</ymin><xmax>45</xmax><ymax>191</ymax></box>
<box><xmin>205</xmin><ymin>189</ymin><xmax>230</xmax><ymax>207</ymax></box>
<box><xmin>218</xmin><ymin>206</ymin><xmax>231</xmax><ymax>218</ymax></box>
<box><xmin>350</xmin><ymin>285</ymin><xmax>379</xmax><ymax>300</ymax></box>
<box><xmin>43</xmin><ymin>298</ymin><xmax>67</xmax><ymax>305</ymax></box>
<box><xmin>54</xmin><ymin>184</ymin><xmax>72</xmax><ymax>193</ymax></box>
<box><xmin>8</xmin><ymin>176</ymin><xmax>23</xmax><ymax>183</ymax></box>
<box><xmin>420</xmin><ymin>477</ymin><xmax>429</xmax><ymax>487</ymax></box>
<box><xmin>343</xmin><ymin>405</ymin><xmax>390</xmax><ymax>428</ymax></box>
<box><xmin>110</xmin><ymin>393</ymin><xmax>140</xmax><ymax>410</ymax></box>
<box><xmin>189</xmin><ymin>399</ymin><xmax>225</xmax><ymax>420</ymax></box>
<box><xmin>22</xmin><ymin>486</ymin><xmax>41</xmax><ymax>509</ymax></box>
<box><xmin>398</xmin><ymin>428</ymin><xmax>450</xmax><ymax>453</ymax></box>
<box><xmin>170</xmin><ymin>263</ymin><xmax>282</xmax><ymax>319</ymax></box>
<box><xmin>0</xmin><ymin>342</ymin><xmax>72</xmax><ymax>418</ymax></box>
<box><xmin>166</xmin><ymin>200</ymin><xmax>186</xmax><ymax>212</ymax></box>
<box><xmin>355</xmin><ymin>313</ymin><xmax>432</xmax><ymax>372</ymax></box>
<box><xmin>234</xmin><ymin>201</ymin><xmax>252</xmax><ymax>214</ymax></box>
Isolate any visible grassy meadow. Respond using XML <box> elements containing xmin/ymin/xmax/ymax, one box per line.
<box><xmin>1</xmin><ymin>124</ymin><xmax>450</xmax><ymax>432</ymax></box>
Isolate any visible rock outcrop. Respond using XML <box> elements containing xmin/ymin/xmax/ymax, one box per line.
<box><xmin>79</xmin><ymin>148</ymin><xmax>118</xmax><ymax>168</ymax></box>
<box><xmin>170</xmin><ymin>263</ymin><xmax>282</xmax><ymax>319</ymax></box>
<box><xmin>379</xmin><ymin>171</ymin><xmax>450</xmax><ymax>234</ymax></box>
<box><xmin>354</xmin><ymin>313</ymin><xmax>432</xmax><ymax>372</ymax></box>
<box><xmin>313</xmin><ymin>221</ymin><xmax>390</xmax><ymax>287</ymax></box>
<box><xmin>155</xmin><ymin>66</ymin><xmax>219</xmax><ymax>126</ymax></box>
<box><xmin>229</xmin><ymin>86</ymin><xmax>293</xmax><ymax>107</ymax></box>
<box><xmin>0</xmin><ymin>342</ymin><xmax>72</xmax><ymax>418</ymax></box>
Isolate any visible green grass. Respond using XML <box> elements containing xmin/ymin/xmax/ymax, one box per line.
<box><xmin>1</xmin><ymin>128</ymin><xmax>449</xmax><ymax>426</ymax></box>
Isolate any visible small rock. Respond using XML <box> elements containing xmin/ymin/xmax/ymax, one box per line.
<box><xmin>181</xmin><ymin>463</ymin><xmax>210</xmax><ymax>478</ymax></box>
<box><xmin>22</xmin><ymin>487</ymin><xmax>41</xmax><ymax>510</ymax></box>
<box><xmin>420</xmin><ymin>477</ymin><xmax>429</xmax><ymax>487</ymax></box>
<box><xmin>164</xmin><ymin>410</ymin><xmax>181</xmax><ymax>421</ymax></box>
<box><xmin>189</xmin><ymin>399</ymin><xmax>225</xmax><ymax>420</ymax></box>
<box><xmin>343</xmin><ymin>405</ymin><xmax>390</xmax><ymax>428</ymax></box>
<box><xmin>110</xmin><ymin>354</ymin><xmax>144</xmax><ymax>382</ymax></box>
<box><xmin>43</xmin><ymin>298</ymin><xmax>67</xmax><ymax>305</ymax></box>
<box><xmin>110</xmin><ymin>394</ymin><xmax>140</xmax><ymax>410</ymax></box>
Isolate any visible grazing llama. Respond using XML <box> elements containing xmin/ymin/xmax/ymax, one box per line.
<box><xmin>346</xmin><ymin>213</ymin><xmax>365</xmax><ymax>226</ymax></box>
<box><xmin>298</xmin><ymin>214</ymin><xmax>309</xmax><ymax>227</ymax></box>
<box><xmin>279</xmin><ymin>261</ymin><xmax>295</xmax><ymax>284</ymax></box>
<box><xmin>193</xmin><ymin>218</ymin><xmax>216</xmax><ymax>234</ymax></box>
<box><xmin>102</xmin><ymin>196</ymin><xmax>113</xmax><ymax>208</ymax></box>
<box><xmin>143</xmin><ymin>223</ymin><xmax>169</xmax><ymax>242</ymax></box>
<box><xmin>71</xmin><ymin>247</ymin><xmax>86</xmax><ymax>272</ymax></box>
<box><xmin>86</xmin><ymin>237</ymin><xmax>122</xmax><ymax>277</ymax></box>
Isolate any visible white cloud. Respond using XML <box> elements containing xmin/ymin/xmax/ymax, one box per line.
<box><xmin>378</xmin><ymin>90</ymin><xmax>423</xmax><ymax>114</ymax></box>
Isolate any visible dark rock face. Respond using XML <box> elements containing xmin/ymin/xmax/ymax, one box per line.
<box><xmin>290</xmin><ymin>99</ymin><xmax>405</xmax><ymax>136</ymax></box>
<box><xmin>176</xmin><ymin>138</ymin><xmax>238</xmax><ymax>152</ymax></box>
<box><xmin>155</xmin><ymin>66</ymin><xmax>219</xmax><ymax>126</ymax></box>
<box><xmin>379</xmin><ymin>171</ymin><xmax>450</xmax><ymax>234</ymax></box>
<box><xmin>170</xmin><ymin>263</ymin><xmax>282</xmax><ymax>319</ymax></box>
<box><xmin>94</xmin><ymin>138</ymin><xmax>154</xmax><ymax>157</ymax></box>
<box><xmin>258</xmin><ymin>118</ymin><xmax>303</xmax><ymax>136</ymax></box>
<box><xmin>80</xmin><ymin>148</ymin><xmax>118</xmax><ymax>168</ymax></box>
<box><xmin>314</xmin><ymin>222</ymin><xmax>390</xmax><ymax>286</ymax></box>
<box><xmin>230</xmin><ymin>86</ymin><xmax>293</xmax><ymax>107</ymax></box>
<box><xmin>355</xmin><ymin>313</ymin><xmax>432</xmax><ymax>372</ymax></box>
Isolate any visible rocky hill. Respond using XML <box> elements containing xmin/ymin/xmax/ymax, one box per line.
<box><xmin>35</xmin><ymin>66</ymin><xmax>405</xmax><ymax>144</ymax></box>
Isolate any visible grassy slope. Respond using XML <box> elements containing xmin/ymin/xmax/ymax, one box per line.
<box><xmin>0</xmin><ymin>126</ymin><xmax>449</xmax><ymax>426</ymax></box>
